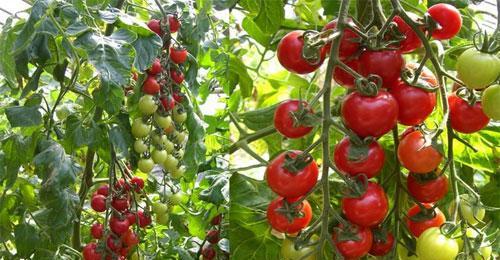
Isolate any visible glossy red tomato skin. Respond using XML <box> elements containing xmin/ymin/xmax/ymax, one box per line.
<box><xmin>114</xmin><ymin>179</ymin><xmax>130</xmax><ymax>192</ymax></box>
<box><xmin>148</xmin><ymin>58</ymin><xmax>162</xmax><ymax>75</ymax></box>
<box><xmin>407</xmin><ymin>172</ymin><xmax>448</xmax><ymax>203</ymax></box>
<box><xmin>341</xmin><ymin>90</ymin><xmax>399</xmax><ymax>138</ymax></box>
<box><xmin>333</xmin><ymin>224</ymin><xmax>373</xmax><ymax>259</ymax></box>
<box><xmin>266</xmin><ymin>151</ymin><xmax>319</xmax><ymax>198</ymax></box>
<box><xmin>82</xmin><ymin>242</ymin><xmax>102</xmax><ymax>260</ymax></box>
<box><xmin>122</xmin><ymin>230</ymin><xmax>139</xmax><ymax>247</ymax></box>
<box><xmin>274</xmin><ymin>100</ymin><xmax>314</xmax><ymax>138</ymax></box>
<box><xmin>110</xmin><ymin>216</ymin><xmax>130</xmax><ymax>235</ymax></box>
<box><xmin>323</xmin><ymin>18</ymin><xmax>360</xmax><ymax>59</ymax></box>
<box><xmin>160</xmin><ymin>96</ymin><xmax>175</xmax><ymax>111</ymax></box>
<box><xmin>393</xmin><ymin>14</ymin><xmax>423</xmax><ymax>53</ymax></box>
<box><xmin>91</xmin><ymin>194</ymin><xmax>107</xmax><ymax>212</ymax></box>
<box><xmin>342</xmin><ymin>182</ymin><xmax>389</xmax><ymax>227</ymax></box>
<box><xmin>267</xmin><ymin>197</ymin><xmax>312</xmax><ymax>234</ymax></box>
<box><xmin>130</xmin><ymin>177</ymin><xmax>144</xmax><ymax>192</ymax></box>
<box><xmin>398</xmin><ymin>131</ymin><xmax>443</xmax><ymax>174</ymax></box>
<box><xmin>427</xmin><ymin>3</ymin><xmax>462</xmax><ymax>40</ymax></box>
<box><xmin>170</xmin><ymin>69</ymin><xmax>184</xmax><ymax>84</ymax></box>
<box><xmin>125</xmin><ymin>211</ymin><xmax>136</xmax><ymax>225</ymax></box>
<box><xmin>137</xmin><ymin>210</ymin><xmax>152</xmax><ymax>228</ymax></box>
<box><xmin>333</xmin><ymin>58</ymin><xmax>361</xmax><ymax>88</ymax></box>
<box><xmin>389</xmin><ymin>81</ymin><xmax>436</xmax><ymax>126</ymax></box>
<box><xmin>448</xmin><ymin>94</ymin><xmax>490</xmax><ymax>133</ymax></box>
<box><xmin>96</xmin><ymin>184</ymin><xmax>109</xmax><ymax>197</ymax></box>
<box><xmin>142</xmin><ymin>76</ymin><xmax>160</xmax><ymax>94</ymax></box>
<box><xmin>369</xmin><ymin>231</ymin><xmax>395</xmax><ymax>256</ymax></box>
<box><xmin>333</xmin><ymin>137</ymin><xmax>385</xmax><ymax>179</ymax></box>
<box><xmin>168</xmin><ymin>15</ymin><xmax>180</xmax><ymax>33</ymax></box>
<box><xmin>169</xmin><ymin>47</ymin><xmax>188</xmax><ymax>64</ymax></box>
<box><xmin>90</xmin><ymin>222</ymin><xmax>104</xmax><ymax>239</ymax></box>
<box><xmin>359</xmin><ymin>50</ymin><xmax>405</xmax><ymax>87</ymax></box>
<box><xmin>406</xmin><ymin>203</ymin><xmax>446</xmax><ymax>237</ymax></box>
<box><xmin>107</xmin><ymin>235</ymin><xmax>123</xmax><ymax>252</ymax></box>
<box><xmin>147</xmin><ymin>19</ymin><xmax>162</xmax><ymax>36</ymax></box>
<box><xmin>111</xmin><ymin>197</ymin><xmax>130</xmax><ymax>212</ymax></box>
<box><xmin>277</xmin><ymin>30</ymin><xmax>325</xmax><ymax>74</ymax></box>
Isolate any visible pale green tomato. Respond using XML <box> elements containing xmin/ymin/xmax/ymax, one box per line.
<box><xmin>481</xmin><ymin>85</ymin><xmax>500</xmax><ymax>120</ymax></box>
<box><xmin>281</xmin><ymin>235</ymin><xmax>318</xmax><ymax>260</ymax></box>
<box><xmin>152</xmin><ymin>149</ymin><xmax>167</xmax><ymax>164</ymax></box>
<box><xmin>456</xmin><ymin>228</ymin><xmax>492</xmax><ymax>260</ymax></box>
<box><xmin>55</xmin><ymin>104</ymin><xmax>71</xmax><ymax>120</ymax></box>
<box><xmin>156</xmin><ymin>212</ymin><xmax>170</xmax><ymax>225</ymax></box>
<box><xmin>134</xmin><ymin>139</ymin><xmax>148</xmax><ymax>154</ymax></box>
<box><xmin>152</xmin><ymin>202</ymin><xmax>169</xmax><ymax>215</ymax></box>
<box><xmin>151</xmin><ymin>134</ymin><xmax>162</xmax><ymax>145</ymax></box>
<box><xmin>162</xmin><ymin>138</ymin><xmax>175</xmax><ymax>153</ymax></box>
<box><xmin>416</xmin><ymin>227</ymin><xmax>459</xmax><ymax>260</ymax></box>
<box><xmin>154</xmin><ymin>113</ymin><xmax>173</xmax><ymax>129</ymax></box>
<box><xmin>398</xmin><ymin>245</ymin><xmax>419</xmax><ymax>260</ymax></box>
<box><xmin>175</xmin><ymin>131</ymin><xmax>187</xmax><ymax>144</ymax></box>
<box><xmin>459</xmin><ymin>194</ymin><xmax>485</xmax><ymax>225</ymax></box>
<box><xmin>169</xmin><ymin>193</ymin><xmax>187</xmax><ymax>205</ymax></box>
<box><xmin>171</xmin><ymin>166</ymin><xmax>185</xmax><ymax>179</ymax></box>
<box><xmin>138</xmin><ymin>158</ymin><xmax>154</xmax><ymax>173</ymax></box>
<box><xmin>456</xmin><ymin>48</ymin><xmax>500</xmax><ymax>89</ymax></box>
<box><xmin>173</xmin><ymin>108</ymin><xmax>187</xmax><ymax>123</ymax></box>
<box><xmin>163</xmin><ymin>154</ymin><xmax>178</xmax><ymax>172</ymax></box>
<box><xmin>131</xmin><ymin>118</ymin><xmax>150</xmax><ymax>138</ymax></box>
<box><xmin>138</xmin><ymin>95</ymin><xmax>158</xmax><ymax>115</ymax></box>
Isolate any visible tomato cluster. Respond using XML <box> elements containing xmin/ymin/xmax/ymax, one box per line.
<box><xmin>83</xmin><ymin>177</ymin><xmax>150</xmax><ymax>260</ymax></box>
<box><xmin>201</xmin><ymin>214</ymin><xmax>225</xmax><ymax>260</ymax></box>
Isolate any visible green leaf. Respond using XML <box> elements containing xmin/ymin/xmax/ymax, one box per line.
<box><xmin>0</xmin><ymin>134</ymin><xmax>39</xmax><ymax>188</ymax></box>
<box><xmin>241</xmin><ymin>17</ymin><xmax>271</xmax><ymax>46</ymax></box>
<box><xmin>213</xmin><ymin>0</ymin><xmax>239</xmax><ymax>10</ymax></box>
<box><xmin>239</xmin><ymin>105</ymin><xmax>277</xmax><ymax>131</ymax></box>
<box><xmin>5</xmin><ymin>106</ymin><xmax>42</xmax><ymax>127</ymax></box>
<box><xmin>13</xmin><ymin>0</ymin><xmax>54</xmax><ymax>55</ymax></box>
<box><xmin>109</xmin><ymin>123</ymin><xmax>132</xmax><ymax>159</ymax></box>
<box><xmin>66</xmin><ymin>21</ymin><xmax>91</xmax><ymax>37</ymax></box>
<box><xmin>0</xmin><ymin>18</ymin><xmax>22</xmax><ymax>88</ymax></box>
<box><xmin>21</xmin><ymin>66</ymin><xmax>44</xmax><ymax>98</ymax></box>
<box><xmin>199</xmin><ymin>172</ymin><xmax>229</xmax><ymax>205</ymax></box>
<box><xmin>229</xmin><ymin>173</ymin><xmax>280</xmax><ymax>259</ymax></box>
<box><xmin>213</xmin><ymin>54</ymin><xmax>253</xmax><ymax>97</ymax></box>
<box><xmin>93</xmin><ymin>80</ymin><xmax>125</xmax><ymax>115</ymax></box>
<box><xmin>253</xmin><ymin>0</ymin><xmax>284</xmax><ymax>34</ymax></box>
<box><xmin>184</xmin><ymin>106</ymin><xmax>206</xmax><ymax>179</ymax></box>
<box><xmin>452</xmin><ymin>126</ymin><xmax>499</xmax><ymax>173</ymax></box>
<box><xmin>132</xmin><ymin>34</ymin><xmax>162</xmax><ymax>71</ymax></box>
<box><xmin>14</xmin><ymin>222</ymin><xmax>39</xmax><ymax>258</ymax></box>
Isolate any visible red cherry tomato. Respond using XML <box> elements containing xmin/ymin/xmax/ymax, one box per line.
<box><xmin>341</xmin><ymin>90</ymin><xmax>399</xmax><ymax>138</ymax></box>
<box><xmin>277</xmin><ymin>30</ymin><xmax>325</xmax><ymax>74</ymax></box>
<box><xmin>170</xmin><ymin>47</ymin><xmax>188</xmax><ymax>64</ymax></box>
<box><xmin>407</xmin><ymin>171</ymin><xmax>448</xmax><ymax>203</ymax></box>
<box><xmin>393</xmin><ymin>14</ymin><xmax>423</xmax><ymax>53</ymax></box>
<box><xmin>369</xmin><ymin>231</ymin><xmax>395</xmax><ymax>256</ymax></box>
<box><xmin>206</xmin><ymin>230</ymin><xmax>220</xmax><ymax>244</ymax></box>
<box><xmin>173</xmin><ymin>92</ymin><xmax>183</xmax><ymax>102</ymax></box>
<box><xmin>211</xmin><ymin>214</ymin><xmax>222</xmax><ymax>226</ymax></box>
<box><xmin>333</xmin><ymin>58</ymin><xmax>361</xmax><ymax>88</ymax></box>
<box><xmin>167</xmin><ymin>15</ymin><xmax>180</xmax><ymax>33</ymax></box>
<box><xmin>448</xmin><ymin>94</ymin><xmax>490</xmax><ymax>133</ymax></box>
<box><xmin>322</xmin><ymin>18</ymin><xmax>360</xmax><ymax>58</ymax></box>
<box><xmin>130</xmin><ymin>177</ymin><xmax>144</xmax><ymax>192</ymax></box>
<box><xmin>201</xmin><ymin>245</ymin><xmax>216</xmax><ymax>260</ymax></box>
<box><xmin>333</xmin><ymin>137</ymin><xmax>385</xmax><ymax>179</ymax></box>
<box><xmin>332</xmin><ymin>224</ymin><xmax>373</xmax><ymax>259</ymax></box>
<box><xmin>359</xmin><ymin>50</ymin><xmax>405</xmax><ymax>87</ymax></box>
<box><xmin>125</xmin><ymin>211</ymin><xmax>137</xmax><ymax>225</ymax></box>
<box><xmin>274</xmin><ymin>100</ymin><xmax>314</xmax><ymax>139</ymax></box>
<box><xmin>109</xmin><ymin>216</ymin><xmax>130</xmax><ymax>235</ymax></box>
<box><xmin>96</xmin><ymin>184</ymin><xmax>109</xmax><ymax>197</ymax></box>
<box><xmin>389</xmin><ymin>82</ymin><xmax>436</xmax><ymax>126</ymax></box>
<box><xmin>114</xmin><ymin>178</ymin><xmax>130</xmax><ymax>192</ymax></box>
<box><xmin>90</xmin><ymin>222</ymin><xmax>104</xmax><ymax>239</ymax></box>
<box><xmin>82</xmin><ymin>242</ymin><xmax>102</xmax><ymax>260</ymax></box>
<box><xmin>142</xmin><ymin>76</ymin><xmax>160</xmax><ymax>94</ymax></box>
<box><xmin>132</xmin><ymin>71</ymin><xmax>138</xmax><ymax>81</ymax></box>
<box><xmin>266</xmin><ymin>151</ymin><xmax>319</xmax><ymax>198</ymax></box>
<box><xmin>170</xmin><ymin>69</ymin><xmax>184</xmax><ymax>84</ymax></box>
<box><xmin>427</xmin><ymin>3</ymin><xmax>462</xmax><ymax>40</ymax></box>
<box><xmin>148</xmin><ymin>58</ymin><xmax>162</xmax><ymax>75</ymax></box>
<box><xmin>267</xmin><ymin>197</ymin><xmax>312</xmax><ymax>234</ymax></box>
<box><xmin>406</xmin><ymin>203</ymin><xmax>445</xmax><ymax>237</ymax></box>
<box><xmin>111</xmin><ymin>197</ymin><xmax>130</xmax><ymax>212</ymax></box>
<box><xmin>137</xmin><ymin>210</ymin><xmax>152</xmax><ymax>228</ymax></box>
<box><xmin>122</xmin><ymin>229</ymin><xmax>139</xmax><ymax>247</ymax></box>
<box><xmin>397</xmin><ymin>131</ymin><xmax>443</xmax><ymax>174</ymax></box>
<box><xmin>160</xmin><ymin>96</ymin><xmax>175</xmax><ymax>111</ymax></box>
<box><xmin>91</xmin><ymin>194</ymin><xmax>107</xmax><ymax>212</ymax></box>
<box><xmin>106</xmin><ymin>235</ymin><xmax>123</xmax><ymax>252</ymax></box>
<box><xmin>147</xmin><ymin>19</ymin><xmax>162</xmax><ymax>36</ymax></box>
<box><xmin>342</xmin><ymin>182</ymin><xmax>389</xmax><ymax>227</ymax></box>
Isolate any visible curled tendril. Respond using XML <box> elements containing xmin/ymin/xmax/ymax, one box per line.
<box><xmin>354</xmin><ymin>74</ymin><xmax>381</xmax><ymax>96</ymax></box>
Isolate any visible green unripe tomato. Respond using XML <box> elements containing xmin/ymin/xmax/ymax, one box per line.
<box><xmin>456</xmin><ymin>48</ymin><xmax>500</xmax><ymax>89</ymax></box>
<box><xmin>134</xmin><ymin>139</ymin><xmax>148</xmax><ymax>154</ymax></box>
<box><xmin>156</xmin><ymin>212</ymin><xmax>170</xmax><ymax>225</ymax></box>
<box><xmin>152</xmin><ymin>149</ymin><xmax>167</xmax><ymax>164</ymax></box>
<box><xmin>154</xmin><ymin>113</ymin><xmax>173</xmax><ymax>129</ymax></box>
<box><xmin>152</xmin><ymin>202</ymin><xmax>169</xmax><ymax>215</ymax></box>
<box><xmin>456</xmin><ymin>228</ymin><xmax>492</xmax><ymax>260</ymax></box>
<box><xmin>281</xmin><ymin>235</ymin><xmax>318</xmax><ymax>260</ymax></box>
<box><xmin>163</xmin><ymin>154</ymin><xmax>178</xmax><ymax>172</ymax></box>
<box><xmin>169</xmin><ymin>193</ymin><xmax>186</xmax><ymax>205</ymax></box>
<box><xmin>416</xmin><ymin>227</ymin><xmax>458</xmax><ymax>260</ymax></box>
<box><xmin>481</xmin><ymin>85</ymin><xmax>500</xmax><ymax>120</ymax></box>
<box><xmin>459</xmin><ymin>194</ymin><xmax>485</xmax><ymax>225</ymax></box>
<box><xmin>138</xmin><ymin>158</ymin><xmax>155</xmax><ymax>173</ymax></box>
<box><xmin>131</xmin><ymin>118</ymin><xmax>150</xmax><ymax>138</ymax></box>
<box><xmin>174</xmin><ymin>131</ymin><xmax>187</xmax><ymax>144</ymax></box>
<box><xmin>397</xmin><ymin>245</ymin><xmax>419</xmax><ymax>260</ymax></box>
<box><xmin>173</xmin><ymin>107</ymin><xmax>187</xmax><ymax>123</ymax></box>
<box><xmin>162</xmin><ymin>138</ymin><xmax>175</xmax><ymax>153</ymax></box>
<box><xmin>56</xmin><ymin>104</ymin><xmax>71</xmax><ymax>120</ymax></box>
<box><xmin>138</xmin><ymin>95</ymin><xmax>158</xmax><ymax>115</ymax></box>
<box><xmin>171</xmin><ymin>166</ymin><xmax>185</xmax><ymax>179</ymax></box>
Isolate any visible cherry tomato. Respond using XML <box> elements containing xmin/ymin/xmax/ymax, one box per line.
<box><xmin>96</xmin><ymin>184</ymin><xmax>109</xmax><ymax>197</ymax></box>
<box><xmin>333</xmin><ymin>58</ymin><xmax>361</xmax><ymax>88</ymax></box>
<box><xmin>267</xmin><ymin>197</ymin><xmax>312</xmax><ymax>234</ymax></box>
<box><xmin>407</xmin><ymin>171</ymin><xmax>448</xmax><ymax>203</ymax></box>
<box><xmin>173</xmin><ymin>92</ymin><xmax>184</xmax><ymax>102</ymax></box>
<box><xmin>332</xmin><ymin>224</ymin><xmax>373</xmax><ymax>259</ymax></box>
<box><xmin>322</xmin><ymin>18</ymin><xmax>360</xmax><ymax>58</ymax></box>
<box><xmin>91</xmin><ymin>194</ymin><xmax>107</xmax><ymax>212</ymax></box>
<box><xmin>456</xmin><ymin>228</ymin><xmax>492</xmax><ymax>260</ymax></box>
<box><xmin>152</xmin><ymin>149</ymin><xmax>167</xmax><ymax>164</ymax></box>
<box><xmin>277</xmin><ymin>30</ymin><xmax>325</xmax><ymax>74</ymax></box>
<box><xmin>266</xmin><ymin>151</ymin><xmax>318</xmax><ymax>198</ymax></box>
<box><xmin>427</xmin><ymin>3</ymin><xmax>462</xmax><ymax>40</ymax></box>
<box><xmin>109</xmin><ymin>216</ymin><xmax>130</xmax><ymax>235</ymax></box>
<box><xmin>114</xmin><ymin>178</ymin><xmax>130</xmax><ymax>192</ymax></box>
<box><xmin>341</xmin><ymin>90</ymin><xmax>399</xmax><ymax>138</ymax></box>
<box><xmin>449</xmin><ymin>94</ymin><xmax>489</xmax><ymax>133</ymax></box>
<box><xmin>281</xmin><ymin>235</ymin><xmax>318</xmax><ymax>260</ymax></box>
<box><xmin>201</xmin><ymin>245</ymin><xmax>216</xmax><ymax>260</ymax></box>
<box><xmin>416</xmin><ymin>227</ymin><xmax>459</xmax><ymax>260</ymax></box>
<box><xmin>482</xmin><ymin>84</ymin><xmax>500</xmax><ymax>120</ymax></box>
<box><xmin>138</xmin><ymin>95</ymin><xmax>158</xmax><ymax>115</ymax></box>
<box><xmin>369</xmin><ymin>231</ymin><xmax>395</xmax><ymax>256</ymax></box>
<box><xmin>169</xmin><ymin>46</ymin><xmax>188</xmax><ymax>64</ymax></box>
<box><xmin>131</xmin><ymin>118</ymin><xmax>150</xmax><ymax>138</ymax></box>
<box><xmin>206</xmin><ymin>230</ymin><xmax>220</xmax><ymax>244</ymax></box>
<box><xmin>125</xmin><ymin>211</ymin><xmax>136</xmax><ymax>225</ymax></box>
<box><xmin>398</xmin><ymin>131</ymin><xmax>443</xmax><ymax>174</ymax></box>
<box><xmin>137</xmin><ymin>210</ymin><xmax>152</xmax><ymax>228</ymax></box>
<box><xmin>274</xmin><ymin>100</ymin><xmax>314</xmax><ymax>139</ymax></box>
<box><xmin>138</xmin><ymin>158</ymin><xmax>154</xmax><ymax>173</ymax></box>
<box><xmin>156</xmin><ymin>211</ymin><xmax>170</xmax><ymax>225</ymax></box>
<box><xmin>211</xmin><ymin>214</ymin><xmax>222</xmax><ymax>226</ymax></box>
<box><xmin>333</xmin><ymin>137</ymin><xmax>385</xmax><ymax>179</ymax></box>
<box><xmin>130</xmin><ymin>177</ymin><xmax>144</xmax><ymax>192</ymax></box>
<box><xmin>458</xmin><ymin>194</ymin><xmax>485</xmax><ymax>226</ymax></box>
<box><xmin>107</xmin><ymin>235</ymin><xmax>123</xmax><ymax>252</ymax></box>
<box><xmin>142</xmin><ymin>76</ymin><xmax>160</xmax><ymax>94</ymax></box>
<box><xmin>456</xmin><ymin>48</ymin><xmax>500</xmax><ymax>90</ymax></box>
<box><xmin>111</xmin><ymin>197</ymin><xmax>130</xmax><ymax>212</ymax></box>
<box><xmin>152</xmin><ymin>201</ymin><xmax>169</xmax><ymax>215</ymax></box>
<box><xmin>393</xmin><ymin>14</ymin><xmax>423</xmax><ymax>53</ymax></box>
<box><xmin>170</xmin><ymin>69</ymin><xmax>184</xmax><ymax>84</ymax></box>
<box><xmin>160</xmin><ymin>96</ymin><xmax>175</xmax><ymax>111</ymax></box>
<box><xmin>173</xmin><ymin>107</ymin><xmax>187</xmax><ymax>123</ymax></box>
<box><xmin>167</xmin><ymin>15</ymin><xmax>180</xmax><ymax>33</ymax></box>
<box><xmin>148</xmin><ymin>58</ymin><xmax>162</xmax><ymax>75</ymax></box>
<box><xmin>162</xmin><ymin>154</ymin><xmax>178</xmax><ymax>172</ymax></box>
<box><xmin>406</xmin><ymin>203</ymin><xmax>445</xmax><ymax>237</ymax></box>
<box><xmin>90</xmin><ymin>222</ymin><xmax>104</xmax><ymax>239</ymax></box>
<box><xmin>342</xmin><ymin>182</ymin><xmax>389</xmax><ymax>227</ymax></box>
<box><xmin>122</xmin><ymin>229</ymin><xmax>139</xmax><ymax>247</ymax></box>
<box><xmin>390</xmin><ymin>81</ymin><xmax>436</xmax><ymax>126</ymax></box>
<box><xmin>147</xmin><ymin>19</ymin><xmax>162</xmax><ymax>36</ymax></box>
<box><xmin>359</xmin><ymin>49</ymin><xmax>405</xmax><ymax>87</ymax></box>
<box><xmin>82</xmin><ymin>242</ymin><xmax>102</xmax><ymax>260</ymax></box>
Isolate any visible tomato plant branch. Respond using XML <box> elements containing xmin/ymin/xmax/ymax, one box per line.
<box><xmin>226</xmin><ymin>126</ymin><xmax>276</xmax><ymax>154</ymax></box>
